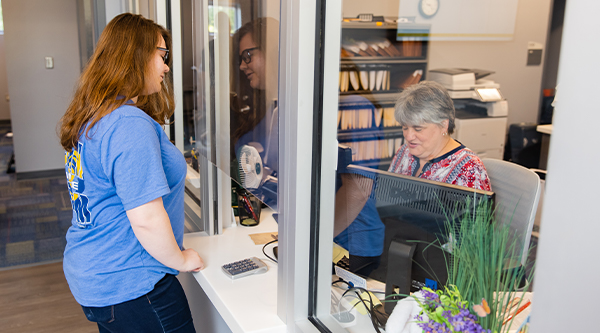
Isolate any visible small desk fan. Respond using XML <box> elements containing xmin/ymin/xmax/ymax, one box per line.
<box><xmin>238</xmin><ymin>145</ymin><xmax>263</xmax><ymax>189</ymax></box>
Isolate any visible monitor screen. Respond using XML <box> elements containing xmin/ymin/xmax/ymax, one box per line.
<box><xmin>344</xmin><ymin>164</ymin><xmax>494</xmax><ymax>313</ymax></box>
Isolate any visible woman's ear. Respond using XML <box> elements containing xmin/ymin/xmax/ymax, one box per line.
<box><xmin>441</xmin><ymin>119</ymin><xmax>449</xmax><ymax>133</ymax></box>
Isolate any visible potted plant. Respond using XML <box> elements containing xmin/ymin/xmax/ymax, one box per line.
<box><xmin>387</xmin><ymin>200</ymin><xmax>533</xmax><ymax>333</ymax></box>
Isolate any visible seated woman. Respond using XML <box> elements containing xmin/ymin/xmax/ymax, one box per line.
<box><xmin>389</xmin><ymin>81</ymin><xmax>491</xmax><ymax>191</ymax></box>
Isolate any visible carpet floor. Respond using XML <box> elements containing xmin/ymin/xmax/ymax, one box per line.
<box><xmin>0</xmin><ymin>122</ymin><xmax>72</xmax><ymax>269</ymax></box>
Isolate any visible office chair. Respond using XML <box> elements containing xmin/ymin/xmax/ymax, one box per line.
<box><xmin>482</xmin><ymin>158</ymin><xmax>541</xmax><ymax>266</ymax></box>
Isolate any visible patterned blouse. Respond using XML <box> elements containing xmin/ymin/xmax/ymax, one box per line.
<box><xmin>388</xmin><ymin>143</ymin><xmax>492</xmax><ymax>191</ymax></box>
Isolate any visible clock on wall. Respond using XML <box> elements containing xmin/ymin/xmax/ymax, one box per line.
<box><xmin>419</xmin><ymin>0</ymin><xmax>440</xmax><ymax>18</ymax></box>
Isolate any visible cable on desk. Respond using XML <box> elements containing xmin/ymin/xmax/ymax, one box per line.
<box><xmin>262</xmin><ymin>239</ymin><xmax>278</xmax><ymax>263</ymax></box>
<box><xmin>332</xmin><ymin>280</ymin><xmax>388</xmax><ymax>333</ymax></box>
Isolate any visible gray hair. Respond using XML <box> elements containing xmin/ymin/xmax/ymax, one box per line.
<box><xmin>394</xmin><ymin>81</ymin><xmax>456</xmax><ymax>134</ymax></box>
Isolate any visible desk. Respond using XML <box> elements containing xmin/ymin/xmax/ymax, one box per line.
<box><xmin>181</xmin><ymin>210</ymin><xmax>285</xmax><ymax>333</ymax></box>
<box><xmin>536</xmin><ymin>124</ymin><xmax>552</xmax><ymax>169</ymax></box>
<box><xmin>181</xmin><ymin>209</ymin><xmax>531</xmax><ymax>333</ymax></box>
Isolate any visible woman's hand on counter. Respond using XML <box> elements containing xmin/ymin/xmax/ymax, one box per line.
<box><xmin>181</xmin><ymin>248</ymin><xmax>205</xmax><ymax>272</ymax></box>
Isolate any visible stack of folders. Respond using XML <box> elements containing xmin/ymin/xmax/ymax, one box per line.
<box><xmin>341</xmin><ymin>38</ymin><xmax>402</xmax><ymax>58</ymax></box>
<box><xmin>399</xmin><ymin>69</ymin><xmax>423</xmax><ymax>89</ymax></box>
<box><xmin>339</xmin><ymin>65</ymin><xmax>391</xmax><ymax>92</ymax></box>
<box><xmin>401</xmin><ymin>39</ymin><xmax>422</xmax><ymax>57</ymax></box>
<box><xmin>340</xmin><ymin>138</ymin><xmax>404</xmax><ymax>162</ymax></box>
<box><xmin>338</xmin><ymin>107</ymin><xmax>400</xmax><ymax>130</ymax></box>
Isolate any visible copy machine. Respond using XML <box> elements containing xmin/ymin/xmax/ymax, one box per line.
<box><xmin>429</xmin><ymin>68</ymin><xmax>508</xmax><ymax>159</ymax></box>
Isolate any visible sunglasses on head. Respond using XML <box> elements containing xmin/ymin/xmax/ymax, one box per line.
<box><xmin>157</xmin><ymin>47</ymin><xmax>169</xmax><ymax>64</ymax></box>
<box><xmin>239</xmin><ymin>47</ymin><xmax>259</xmax><ymax>65</ymax></box>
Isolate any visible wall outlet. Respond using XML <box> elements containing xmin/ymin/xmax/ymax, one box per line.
<box><xmin>45</xmin><ymin>57</ymin><xmax>54</xmax><ymax>69</ymax></box>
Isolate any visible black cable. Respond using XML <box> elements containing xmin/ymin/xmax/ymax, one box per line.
<box><xmin>331</xmin><ymin>278</ymin><xmax>349</xmax><ymax>287</ymax></box>
<box><xmin>332</xmin><ymin>278</ymin><xmax>392</xmax><ymax>332</ymax></box>
<box><xmin>262</xmin><ymin>239</ymin><xmax>278</xmax><ymax>263</ymax></box>
<box><xmin>333</xmin><ymin>279</ymin><xmax>390</xmax><ymax>331</ymax></box>
<box><xmin>340</xmin><ymin>286</ymin><xmax>387</xmax><ymax>333</ymax></box>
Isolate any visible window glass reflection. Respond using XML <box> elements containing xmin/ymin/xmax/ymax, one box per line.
<box><xmin>230</xmin><ymin>17</ymin><xmax>279</xmax><ymax>211</ymax></box>
<box><xmin>187</xmin><ymin>1</ymin><xmax>280</xmax><ymax>225</ymax></box>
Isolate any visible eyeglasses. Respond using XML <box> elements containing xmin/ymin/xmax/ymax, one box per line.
<box><xmin>157</xmin><ymin>47</ymin><xmax>169</xmax><ymax>64</ymax></box>
<box><xmin>239</xmin><ymin>47</ymin><xmax>259</xmax><ymax>65</ymax></box>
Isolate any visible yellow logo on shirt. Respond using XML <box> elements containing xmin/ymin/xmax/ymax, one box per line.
<box><xmin>65</xmin><ymin>142</ymin><xmax>91</xmax><ymax>227</ymax></box>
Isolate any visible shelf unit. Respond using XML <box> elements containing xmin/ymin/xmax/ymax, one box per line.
<box><xmin>337</xmin><ymin>21</ymin><xmax>430</xmax><ymax>170</ymax></box>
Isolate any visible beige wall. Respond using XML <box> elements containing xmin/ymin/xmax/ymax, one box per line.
<box><xmin>342</xmin><ymin>0</ymin><xmax>554</xmax><ymax>126</ymax></box>
<box><xmin>3</xmin><ymin>0</ymin><xmax>81</xmax><ymax>173</ymax></box>
<box><xmin>427</xmin><ymin>0</ymin><xmax>552</xmax><ymax>126</ymax></box>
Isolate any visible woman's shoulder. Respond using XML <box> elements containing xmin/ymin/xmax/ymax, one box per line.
<box><xmin>443</xmin><ymin>145</ymin><xmax>488</xmax><ymax>174</ymax></box>
<box><xmin>86</xmin><ymin>105</ymin><xmax>160</xmax><ymax>142</ymax></box>
<box><xmin>446</xmin><ymin>144</ymin><xmax>482</xmax><ymax>163</ymax></box>
<box><xmin>455</xmin><ymin>146</ymin><xmax>485</xmax><ymax>166</ymax></box>
<box><xmin>98</xmin><ymin>105</ymin><xmax>158</xmax><ymax>130</ymax></box>
<box><xmin>110</xmin><ymin>104</ymin><xmax>155</xmax><ymax>122</ymax></box>
<box><xmin>448</xmin><ymin>147</ymin><xmax>491</xmax><ymax>191</ymax></box>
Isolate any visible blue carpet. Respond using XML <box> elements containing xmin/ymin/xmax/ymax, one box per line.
<box><xmin>0</xmin><ymin>122</ymin><xmax>72</xmax><ymax>268</ymax></box>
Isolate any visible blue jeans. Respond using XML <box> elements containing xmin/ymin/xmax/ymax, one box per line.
<box><xmin>81</xmin><ymin>274</ymin><xmax>195</xmax><ymax>333</ymax></box>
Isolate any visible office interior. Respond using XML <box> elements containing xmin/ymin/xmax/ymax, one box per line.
<box><xmin>0</xmin><ymin>0</ymin><xmax>598</xmax><ymax>332</ymax></box>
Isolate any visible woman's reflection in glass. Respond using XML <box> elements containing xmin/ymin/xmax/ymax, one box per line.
<box><xmin>231</xmin><ymin>18</ymin><xmax>279</xmax><ymax>209</ymax></box>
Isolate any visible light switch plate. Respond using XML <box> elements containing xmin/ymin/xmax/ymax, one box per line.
<box><xmin>45</xmin><ymin>57</ymin><xmax>54</xmax><ymax>69</ymax></box>
<box><xmin>527</xmin><ymin>42</ymin><xmax>543</xmax><ymax>66</ymax></box>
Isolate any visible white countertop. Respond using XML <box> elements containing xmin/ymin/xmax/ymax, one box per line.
<box><xmin>183</xmin><ymin>211</ymin><xmax>285</xmax><ymax>333</ymax></box>
<box><xmin>183</xmin><ymin>210</ymin><xmax>531</xmax><ymax>333</ymax></box>
<box><xmin>536</xmin><ymin>124</ymin><xmax>553</xmax><ymax>135</ymax></box>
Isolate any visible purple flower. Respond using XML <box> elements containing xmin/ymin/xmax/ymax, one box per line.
<box><xmin>420</xmin><ymin>289</ymin><xmax>441</xmax><ymax>310</ymax></box>
<box><xmin>415</xmin><ymin>304</ymin><xmax>491</xmax><ymax>333</ymax></box>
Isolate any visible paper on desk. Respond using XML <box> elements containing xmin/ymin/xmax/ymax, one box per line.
<box><xmin>249</xmin><ymin>232</ymin><xmax>278</xmax><ymax>245</ymax></box>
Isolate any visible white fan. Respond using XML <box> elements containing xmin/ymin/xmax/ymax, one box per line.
<box><xmin>238</xmin><ymin>145</ymin><xmax>263</xmax><ymax>189</ymax></box>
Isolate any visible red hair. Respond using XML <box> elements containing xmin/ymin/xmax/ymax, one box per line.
<box><xmin>59</xmin><ymin>13</ymin><xmax>174</xmax><ymax>151</ymax></box>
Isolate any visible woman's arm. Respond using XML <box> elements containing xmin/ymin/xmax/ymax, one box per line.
<box><xmin>127</xmin><ymin>197</ymin><xmax>204</xmax><ymax>272</ymax></box>
<box><xmin>334</xmin><ymin>173</ymin><xmax>373</xmax><ymax>237</ymax></box>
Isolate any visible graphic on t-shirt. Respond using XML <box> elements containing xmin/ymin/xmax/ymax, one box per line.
<box><xmin>65</xmin><ymin>142</ymin><xmax>91</xmax><ymax>227</ymax></box>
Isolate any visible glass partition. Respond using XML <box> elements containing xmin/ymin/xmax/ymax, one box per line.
<box><xmin>184</xmin><ymin>0</ymin><xmax>281</xmax><ymax>233</ymax></box>
<box><xmin>311</xmin><ymin>0</ymin><xmax>557</xmax><ymax>331</ymax></box>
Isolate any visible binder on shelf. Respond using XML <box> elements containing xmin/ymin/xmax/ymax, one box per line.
<box><xmin>399</xmin><ymin>69</ymin><xmax>423</xmax><ymax>89</ymax></box>
<box><xmin>375</xmin><ymin>71</ymin><xmax>384</xmax><ymax>91</ymax></box>
<box><xmin>349</xmin><ymin>71</ymin><xmax>360</xmax><ymax>91</ymax></box>
<box><xmin>339</xmin><ymin>65</ymin><xmax>391</xmax><ymax>93</ymax></box>
<box><xmin>338</xmin><ymin>20</ymin><xmax>428</xmax><ymax>169</ymax></box>
<box><xmin>340</xmin><ymin>38</ymin><xmax>406</xmax><ymax>59</ymax></box>
<box><xmin>382</xmin><ymin>107</ymin><xmax>400</xmax><ymax>127</ymax></box>
<box><xmin>338</xmin><ymin>137</ymin><xmax>404</xmax><ymax>163</ymax></box>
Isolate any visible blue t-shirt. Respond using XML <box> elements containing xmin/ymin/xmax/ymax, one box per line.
<box><xmin>333</xmin><ymin>192</ymin><xmax>385</xmax><ymax>257</ymax></box>
<box><xmin>63</xmin><ymin>105</ymin><xmax>187</xmax><ymax>307</ymax></box>
<box><xmin>334</xmin><ymin>95</ymin><xmax>385</xmax><ymax>257</ymax></box>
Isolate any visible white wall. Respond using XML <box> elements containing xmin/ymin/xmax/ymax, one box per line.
<box><xmin>3</xmin><ymin>0</ymin><xmax>81</xmax><ymax>173</ymax></box>
<box><xmin>342</xmin><ymin>0</ymin><xmax>553</xmax><ymax>126</ymax></box>
<box><xmin>0</xmin><ymin>35</ymin><xmax>10</xmax><ymax>120</ymax></box>
<box><xmin>530</xmin><ymin>1</ymin><xmax>600</xmax><ymax>331</ymax></box>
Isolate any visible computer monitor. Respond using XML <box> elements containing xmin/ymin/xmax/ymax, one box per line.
<box><xmin>345</xmin><ymin>164</ymin><xmax>494</xmax><ymax>314</ymax></box>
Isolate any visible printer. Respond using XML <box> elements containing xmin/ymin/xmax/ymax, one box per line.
<box><xmin>429</xmin><ymin>68</ymin><xmax>508</xmax><ymax>159</ymax></box>
<box><xmin>428</xmin><ymin>68</ymin><xmax>508</xmax><ymax>117</ymax></box>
